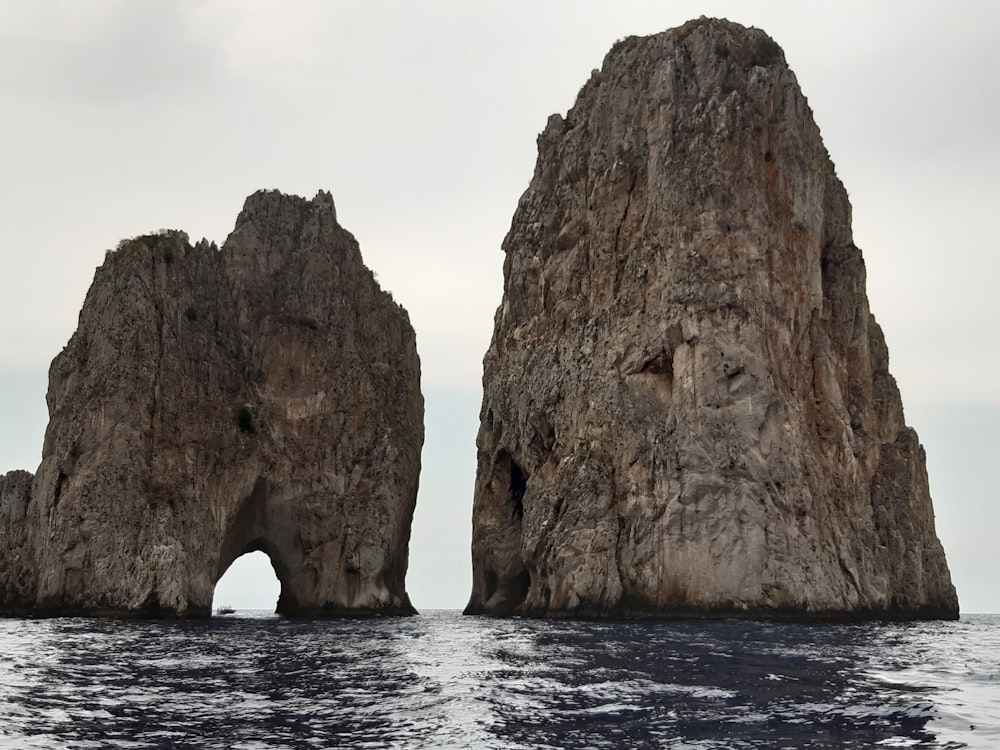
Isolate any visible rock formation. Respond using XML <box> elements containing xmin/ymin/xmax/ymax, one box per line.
<box><xmin>0</xmin><ymin>190</ymin><xmax>423</xmax><ymax>617</ymax></box>
<box><xmin>0</xmin><ymin>470</ymin><xmax>35</xmax><ymax>614</ymax></box>
<box><xmin>466</xmin><ymin>19</ymin><xmax>958</xmax><ymax>620</ymax></box>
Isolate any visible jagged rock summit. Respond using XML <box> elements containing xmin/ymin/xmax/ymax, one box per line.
<box><xmin>466</xmin><ymin>19</ymin><xmax>958</xmax><ymax>620</ymax></box>
<box><xmin>0</xmin><ymin>189</ymin><xmax>423</xmax><ymax>617</ymax></box>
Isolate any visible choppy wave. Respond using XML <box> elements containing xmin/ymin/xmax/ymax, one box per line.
<box><xmin>0</xmin><ymin>611</ymin><xmax>996</xmax><ymax>748</ymax></box>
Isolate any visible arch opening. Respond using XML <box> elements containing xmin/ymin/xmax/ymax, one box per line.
<box><xmin>212</xmin><ymin>549</ymin><xmax>281</xmax><ymax>613</ymax></box>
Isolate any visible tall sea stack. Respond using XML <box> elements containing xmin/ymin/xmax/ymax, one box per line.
<box><xmin>467</xmin><ymin>19</ymin><xmax>958</xmax><ymax>620</ymax></box>
<box><xmin>0</xmin><ymin>190</ymin><xmax>423</xmax><ymax>618</ymax></box>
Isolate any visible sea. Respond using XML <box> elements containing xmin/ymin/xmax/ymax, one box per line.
<box><xmin>0</xmin><ymin>610</ymin><xmax>997</xmax><ymax>749</ymax></box>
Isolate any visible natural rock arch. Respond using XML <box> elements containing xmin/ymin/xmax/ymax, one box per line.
<box><xmin>0</xmin><ymin>190</ymin><xmax>422</xmax><ymax>618</ymax></box>
<box><xmin>213</xmin><ymin>479</ymin><xmax>298</xmax><ymax>613</ymax></box>
<box><xmin>213</xmin><ymin>547</ymin><xmax>284</xmax><ymax>612</ymax></box>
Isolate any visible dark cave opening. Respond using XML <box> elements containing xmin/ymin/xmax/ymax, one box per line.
<box><xmin>509</xmin><ymin>569</ymin><xmax>531</xmax><ymax>604</ymax></box>
<box><xmin>510</xmin><ymin>458</ymin><xmax>527</xmax><ymax>521</ymax></box>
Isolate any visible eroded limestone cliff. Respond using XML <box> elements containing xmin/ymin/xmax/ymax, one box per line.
<box><xmin>467</xmin><ymin>19</ymin><xmax>958</xmax><ymax>620</ymax></box>
<box><xmin>0</xmin><ymin>190</ymin><xmax>422</xmax><ymax>617</ymax></box>
<box><xmin>0</xmin><ymin>470</ymin><xmax>34</xmax><ymax>613</ymax></box>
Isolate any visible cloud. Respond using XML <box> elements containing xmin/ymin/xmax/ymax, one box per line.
<box><xmin>0</xmin><ymin>0</ymin><xmax>228</xmax><ymax>104</ymax></box>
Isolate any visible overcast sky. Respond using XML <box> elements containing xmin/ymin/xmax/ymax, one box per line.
<box><xmin>1</xmin><ymin>1</ymin><xmax>997</xmax><ymax>613</ymax></box>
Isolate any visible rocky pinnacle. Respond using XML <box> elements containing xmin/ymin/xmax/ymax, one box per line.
<box><xmin>466</xmin><ymin>19</ymin><xmax>958</xmax><ymax>620</ymax></box>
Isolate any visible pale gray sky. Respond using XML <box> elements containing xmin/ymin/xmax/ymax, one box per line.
<box><xmin>1</xmin><ymin>1</ymin><xmax>997</xmax><ymax>612</ymax></box>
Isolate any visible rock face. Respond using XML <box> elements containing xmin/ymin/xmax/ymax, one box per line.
<box><xmin>466</xmin><ymin>19</ymin><xmax>958</xmax><ymax>620</ymax></box>
<box><xmin>0</xmin><ymin>190</ymin><xmax>422</xmax><ymax>617</ymax></box>
<box><xmin>0</xmin><ymin>471</ymin><xmax>35</xmax><ymax>613</ymax></box>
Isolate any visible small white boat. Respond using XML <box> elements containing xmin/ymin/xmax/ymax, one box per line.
<box><xmin>215</xmin><ymin>604</ymin><xmax>236</xmax><ymax>615</ymax></box>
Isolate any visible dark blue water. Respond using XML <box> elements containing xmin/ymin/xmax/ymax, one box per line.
<box><xmin>0</xmin><ymin>611</ymin><xmax>997</xmax><ymax>749</ymax></box>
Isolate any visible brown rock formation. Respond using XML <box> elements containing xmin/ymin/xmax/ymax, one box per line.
<box><xmin>466</xmin><ymin>19</ymin><xmax>958</xmax><ymax>620</ymax></box>
<box><xmin>0</xmin><ymin>470</ymin><xmax>35</xmax><ymax>613</ymax></box>
<box><xmin>0</xmin><ymin>190</ymin><xmax>422</xmax><ymax>617</ymax></box>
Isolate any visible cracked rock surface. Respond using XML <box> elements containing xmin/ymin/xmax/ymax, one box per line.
<box><xmin>0</xmin><ymin>190</ymin><xmax>422</xmax><ymax>618</ymax></box>
<box><xmin>466</xmin><ymin>18</ymin><xmax>958</xmax><ymax>620</ymax></box>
